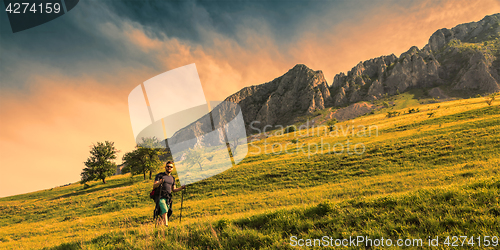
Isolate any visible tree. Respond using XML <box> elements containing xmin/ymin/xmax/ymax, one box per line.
<box><xmin>226</xmin><ymin>138</ymin><xmax>240</xmax><ymax>157</ymax></box>
<box><xmin>284</xmin><ymin>125</ymin><xmax>297</xmax><ymax>134</ymax></box>
<box><xmin>226</xmin><ymin>134</ymin><xmax>244</xmax><ymax>157</ymax></box>
<box><xmin>386</xmin><ymin>111</ymin><xmax>400</xmax><ymax>118</ymax></box>
<box><xmin>81</xmin><ymin>141</ymin><xmax>118</xmax><ymax>184</ymax></box>
<box><xmin>184</xmin><ymin>148</ymin><xmax>205</xmax><ymax>171</ymax></box>
<box><xmin>326</xmin><ymin>119</ymin><xmax>338</xmax><ymax>132</ymax></box>
<box><xmin>485</xmin><ymin>94</ymin><xmax>496</xmax><ymax>106</ymax></box>
<box><xmin>122</xmin><ymin>137</ymin><xmax>164</xmax><ymax>180</ymax></box>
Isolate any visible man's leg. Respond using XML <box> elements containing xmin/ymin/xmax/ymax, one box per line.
<box><xmin>154</xmin><ymin>202</ymin><xmax>163</xmax><ymax>226</ymax></box>
<box><xmin>158</xmin><ymin>198</ymin><xmax>169</xmax><ymax>226</ymax></box>
<box><xmin>160</xmin><ymin>213</ymin><xmax>166</xmax><ymax>226</ymax></box>
<box><xmin>167</xmin><ymin>201</ymin><xmax>173</xmax><ymax>220</ymax></box>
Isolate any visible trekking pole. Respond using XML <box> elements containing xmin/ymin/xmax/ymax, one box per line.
<box><xmin>154</xmin><ymin>182</ymin><xmax>163</xmax><ymax>227</ymax></box>
<box><xmin>179</xmin><ymin>187</ymin><xmax>185</xmax><ymax>224</ymax></box>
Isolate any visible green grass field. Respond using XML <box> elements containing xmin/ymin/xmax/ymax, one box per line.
<box><xmin>1</xmin><ymin>96</ymin><xmax>499</xmax><ymax>249</ymax></box>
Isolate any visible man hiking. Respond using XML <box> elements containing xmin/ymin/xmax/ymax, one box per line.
<box><xmin>153</xmin><ymin>161</ymin><xmax>186</xmax><ymax>226</ymax></box>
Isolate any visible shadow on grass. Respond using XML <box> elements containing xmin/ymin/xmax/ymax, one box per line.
<box><xmin>44</xmin><ymin>232</ymin><xmax>134</xmax><ymax>250</ymax></box>
<box><xmin>43</xmin><ymin>242</ymin><xmax>81</xmax><ymax>250</ymax></box>
<box><xmin>50</xmin><ymin>180</ymin><xmax>135</xmax><ymax>200</ymax></box>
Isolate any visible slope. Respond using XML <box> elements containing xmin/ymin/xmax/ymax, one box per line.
<box><xmin>0</xmin><ymin>96</ymin><xmax>499</xmax><ymax>249</ymax></box>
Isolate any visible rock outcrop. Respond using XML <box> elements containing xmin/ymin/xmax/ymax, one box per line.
<box><xmin>166</xmin><ymin>14</ymin><xmax>500</xmax><ymax>148</ymax></box>
<box><xmin>329</xmin><ymin>13</ymin><xmax>500</xmax><ymax>104</ymax></box>
<box><xmin>225</xmin><ymin>64</ymin><xmax>332</xmax><ymax>133</ymax></box>
<box><xmin>166</xmin><ymin>64</ymin><xmax>332</xmax><ymax>147</ymax></box>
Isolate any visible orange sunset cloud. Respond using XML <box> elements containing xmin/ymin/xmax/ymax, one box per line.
<box><xmin>118</xmin><ymin>0</ymin><xmax>500</xmax><ymax>102</ymax></box>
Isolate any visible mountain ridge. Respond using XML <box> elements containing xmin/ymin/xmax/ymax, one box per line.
<box><xmin>329</xmin><ymin>13</ymin><xmax>500</xmax><ymax>105</ymax></box>
<box><xmin>167</xmin><ymin>13</ymin><xmax>500</xmax><ymax>147</ymax></box>
<box><xmin>222</xmin><ymin>64</ymin><xmax>332</xmax><ymax>133</ymax></box>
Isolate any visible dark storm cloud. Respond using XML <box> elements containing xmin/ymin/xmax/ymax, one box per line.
<box><xmin>0</xmin><ymin>0</ymin><xmax>323</xmax><ymax>89</ymax></box>
<box><xmin>100</xmin><ymin>0</ymin><xmax>364</xmax><ymax>46</ymax></box>
<box><xmin>0</xmin><ymin>0</ymin><xmax>164</xmax><ymax>89</ymax></box>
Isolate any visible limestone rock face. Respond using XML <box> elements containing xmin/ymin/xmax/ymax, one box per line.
<box><xmin>429</xmin><ymin>14</ymin><xmax>500</xmax><ymax>52</ymax></box>
<box><xmin>367</xmin><ymin>80</ymin><xmax>384</xmax><ymax>99</ymax></box>
<box><xmin>329</xmin><ymin>54</ymin><xmax>398</xmax><ymax>104</ymax></box>
<box><xmin>167</xmin><ymin>64</ymin><xmax>332</xmax><ymax>148</ymax></box>
<box><xmin>167</xmin><ymin>14</ymin><xmax>500</xmax><ymax>149</ymax></box>
<box><xmin>329</xmin><ymin>13</ymin><xmax>500</xmax><ymax>105</ymax></box>
<box><xmin>452</xmin><ymin>50</ymin><xmax>500</xmax><ymax>92</ymax></box>
<box><xmin>226</xmin><ymin>64</ymin><xmax>332</xmax><ymax>133</ymax></box>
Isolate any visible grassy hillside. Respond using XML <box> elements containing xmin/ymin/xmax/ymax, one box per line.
<box><xmin>0</xmin><ymin>96</ymin><xmax>499</xmax><ymax>249</ymax></box>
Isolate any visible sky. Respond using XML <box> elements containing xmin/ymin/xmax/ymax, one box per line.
<box><xmin>0</xmin><ymin>0</ymin><xmax>499</xmax><ymax>198</ymax></box>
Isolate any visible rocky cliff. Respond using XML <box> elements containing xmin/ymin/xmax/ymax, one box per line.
<box><xmin>166</xmin><ymin>64</ymin><xmax>331</xmax><ymax>148</ymax></box>
<box><xmin>224</xmin><ymin>64</ymin><xmax>332</xmax><ymax>133</ymax></box>
<box><xmin>330</xmin><ymin>13</ymin><xmax>500</xmax><ymax>105</ymax></box>
<box><xmin>166</xmin><ymin>14</ymin><xmax>500</xmax><ymax>148</ymax></box>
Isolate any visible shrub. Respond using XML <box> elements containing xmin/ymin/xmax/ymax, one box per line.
<box><xmin>284</xmin><ymin>125</ymin><xmax>297</xmax><ymax>134</ymax></box>
<box><xmin>485</xmin><ymin>94</ymin><xmax>495</xmax><ymax>106</ymax></box>
<box><xmin>386</xmin><ymin>111</ymin><xmax>400</xmax><ymax>118</ymax></box>
<box><xmin>408</xmin><ymin>108</ymin><xmax>420</xmax><ymax>114</ymax></box>
<box><xmin>326</xmin><ymin>119</ymin><xmax>338</xmax><ymax>132</ymax></box>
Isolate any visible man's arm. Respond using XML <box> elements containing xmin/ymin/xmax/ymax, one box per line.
<box><xmin>172</xmin><ymin>183</ymin><xmax>186</xmax><ymax>193</ymax></box>
<box><xmin>153</xmin><ymin>179</ymin><xmax>163</xmax><ymax>189</ymax></box>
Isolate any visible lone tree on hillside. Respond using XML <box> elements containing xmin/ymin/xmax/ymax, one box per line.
<box><xmin>122</xmin><ymin>137</ymin><xmax>164</xmax><ymax>180</ymax></box>
<box><xmin>485</xmin><ymin>94</ymin><xmax>496</xmax><ymax>106</ymax></box>
<box><xmin>81</xmin><ymin>141</ymin><xmax>118</xmax><ymax>184</ymax></box>
<box><xmin>184</xmin><ymin>148</ymin><xmax>205</xmax><ymax>171</ymax></box>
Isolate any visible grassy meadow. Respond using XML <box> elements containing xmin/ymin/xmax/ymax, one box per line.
<box><xmin>0</xmin><ymin>94</ymin><xmax>499</xmax><ymax>249</ymax></box>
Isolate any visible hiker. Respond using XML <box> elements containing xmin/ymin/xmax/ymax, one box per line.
<box><xmin>153</xmin><ymin>161</ymin><xmax>186</xmax><ymax>226</ymax></box>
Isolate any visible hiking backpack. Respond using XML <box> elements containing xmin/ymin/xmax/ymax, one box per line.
<box><xmin>150</xmin><ymin>173</ymin><xmax>175</xmax><ymax>200</ymax></box>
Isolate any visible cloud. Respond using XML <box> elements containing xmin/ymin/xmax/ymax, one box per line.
<box><xmin>0</xmin><ymin>0</ymin><xmax>163</xmax><ymax>90</ymax></box>
<box><xmin>287</xmin><ymin>0</ymin><xmax>500</xmax><ymax>82</ymax></box>
<box><xmin>0</xmin><ymin>12</ymin><xmax>288</xmax><ymax>196</ymax></box>
<box><xmin>111</xmin><ymin>0</ymin><xmax>500</xmax><ymax>101</ymax></box>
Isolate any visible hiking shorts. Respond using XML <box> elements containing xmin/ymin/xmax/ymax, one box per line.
<box><xmin>158</xmin><ymin>198</ymin><xmax>170</xmax><ymax>215</ymax></box>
